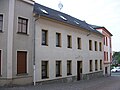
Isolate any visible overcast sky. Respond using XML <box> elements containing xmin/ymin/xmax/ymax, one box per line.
<box><xmin>35</xmin><ymin>0</ymin><xmax>120</xmax><ymax>52</ymax></box>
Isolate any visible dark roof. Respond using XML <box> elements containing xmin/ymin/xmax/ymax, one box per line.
<box><xmin>33</xmin><ymin>3</ymin><xmax>102</xmax><ymax>35</ymax></box>
<box><xmin>91</xmin><ymin>25</ymin><xmax>113</xmax><ymax>36</ymax></box>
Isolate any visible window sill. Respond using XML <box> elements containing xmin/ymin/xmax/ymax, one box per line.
<box><xmin>17</xmin><ymin>32</ymin><xmax>29</xmax><ymax>36</ymax></box>
<box><xmin>56</xmin><ymin>75</ymin><xmax>62</xmax><ymax>77</ymax></box>
<box><xmin>16</xmin><ymin>73</ymin><xmax>28</xmax><ymax>76</ymax></box>
<box><xmin>67</xmin><ymin>73</ymin><xmax>72</xmax><ymax>76</ymax></box>
<box><xmin>42</xmin><ymin>44</ymin><xmax>48</xmax><ymax>46</ymax></box>
<box><xmin>0</xmin><ymin>30</ymin><xmax>3</xmax><ymax>33</ymax></box>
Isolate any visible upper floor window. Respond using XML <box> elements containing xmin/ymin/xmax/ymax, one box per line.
<box><xmin>42</xmin><ymin>30</ymin><xmax>48</xmax><ymax>46</ymax></box>
<box><xmin>56</xmin><ymin>33</ymin><xmax>61</xmax><ymax>47</ymax></box>
<box><xmin>67</xmin><ymin>35</ymin><xmax>72</xmax><ymax>48</ymax></box>
<box><xmin>0</xmin><ymin>15</ymin><xmax>3</xmax><ymax>32</ymax></box>
<box><xmin>77</xmin><ymin>37</ymin><xmax>81</xmax><ymax>49</ymax></box>
<box><xmin>99</xmin><ymin>42</ymin><xmax>102</xmax><ymax>51</ymax></box>
<box><xmin>95</xmin><ymin>41</ymin><xmax>98</xmax><ymax>51</ymax></box>
<box><xmin>89</xmin><ymin>40</ymin><xmax>92</xmax><ymax>51</ymax></box>
<box><xmin>18</xmin><ymin>17</ymin><xmax>28</xmax><ymax>34</ymax></box>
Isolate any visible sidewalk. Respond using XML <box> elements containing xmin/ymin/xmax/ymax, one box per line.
<box><xmin>1</xmin><ymin>76</ymin><xmax>120</xmax><ymax>90</ymax></box>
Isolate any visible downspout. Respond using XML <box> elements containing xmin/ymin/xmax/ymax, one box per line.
<box><xmin>33</xmin><ymin>15</ymin><xmax>40</xmax><ymax>86</ymax></box>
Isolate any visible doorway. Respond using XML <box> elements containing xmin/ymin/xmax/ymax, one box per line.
<box><xmin>77</xmin><ymin>61</ymin><xmax>82</xmax><ymax>80</ymax></box>
<box><xmin>105</xmin><ymin>67</ymin><xmax>108</xmax><ymax>75</ymax></box>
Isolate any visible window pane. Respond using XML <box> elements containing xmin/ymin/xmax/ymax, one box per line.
<box><xmin>0</xmin><ymin>15</ymin><xmax>3</xmax><ymax>31</ymax></box>
<box><xmin>56</xmin><ymin>61</ymin><xmax>61</xmax><ymax>77</ymax></box>
<box><xmin>18</xmin><ymin>17</ymin><xmax>28</xmax><ymax>34</ymax></box>
<box><xmin>42</xmin><ymin>61</ymin><xmax>48</xmax><ymax>79</ymax></box>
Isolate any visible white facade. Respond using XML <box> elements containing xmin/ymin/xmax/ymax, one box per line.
<box><xmin>35</xmin><ymin>17</ymin><xmax>104</xmax><ymax>82</ymax></box>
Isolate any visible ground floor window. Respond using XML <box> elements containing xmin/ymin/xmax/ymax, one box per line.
<box><xmin>0</xmin><ymin>50</ymin><xmax>1</xmax><ymax>75</ymax></box>
<box><xmin>95</xmin><ymin>60</ymin><xmax>98</xmax><ymax>71</ymax></box>
<box><xmin>89</xmin><ymin>60</ymin><xmax>93</xmax><ymax>72</ymax></box>
<box><xmin>67</xmin><ymin>60</ymin><xmax>72</xmax><ymax>75</ymax></box>
<box><xmin>42</xmin><ymin>61</ymin><xmax>48</xmax><ymax>79</ymax></box>
<box><xmin>17</xmin><ymin>51</ymin><xmax>27</xmax><ymax>74</ymax></box>
<box><xmin>56</xmin><ymin>61</ymin><xmax>61</xmax><ymax>77</ymax></box>
<box><xmin>100</xmin><ymin>60</ymin><xmax>102</xmax><ymax>70</ymax></box>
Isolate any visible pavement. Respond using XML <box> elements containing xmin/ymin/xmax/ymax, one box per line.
<box><xmin>0</xmin><ymin>75</ymin><xmax>120</xmax><ymax>90</ymax></box>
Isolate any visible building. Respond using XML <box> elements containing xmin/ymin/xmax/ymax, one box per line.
<box><xmin>0</xmin><ymin>0</ymin><xmax>34</xmax><ymax>85</ymax></box>
<box><xmin>33</xmin><ymin>3</ymin><xmax>104</xmax><ymax>83</ymax></box>
<box><xmin>0</xmin><ymin>0</ymin><xmax>106</xmax><ymax>85</ymax></box>
<box><xmin>92</xmin><ymin>25</ymin><xmax>113</xmax><ymax>76</ymax></box>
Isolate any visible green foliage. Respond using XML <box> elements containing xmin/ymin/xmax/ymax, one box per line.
<box><xmin>113</xmin><ymin>52</ymin><xmax>120</xmax><ymax>64</ymax></box>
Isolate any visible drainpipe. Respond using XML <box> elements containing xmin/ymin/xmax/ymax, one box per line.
<box><xmin>33</xmin><ymin>15</ymin><xmax>40</xmax><ymax>86</ymax></box>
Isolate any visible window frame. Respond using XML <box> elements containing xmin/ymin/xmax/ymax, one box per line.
<box><xmin>95</xmin><ymin>41</ymin><xmax>98</xmax><ymax>51</ymax></box>
<box><xmin>89</xmin><ymin>40</ymin><xmax>92</xmax><ymax>51</ymax></box>
<box><xmin>0</xmin><ymin>50</ymin><xmax>1</xmax><ymax>76</ymax></box>
<box><xmin>67</xmin><ymin>60</ymin><xmax>72</xmax><ymax>75</ymax></box>
<box><xmin>56</xmin><ymin>32</ymin><xmax>61</xmax><ymax>47</ymax></box>
<box><xmin>89</xmin><ymin>60</ymin><xmax>93</xmax><ymax>72</ymax></box>
<box><xmin>67</xmin><ymin>35</ymin><xmax>72</xmax><ymax>48</ymax></box>
<box><xmin>95</xmin><ymin>60</ymin><xmax>98</xmax><ymax>71</ymax></box>
<box><xmin>56</xmin><ymin>61</ymin><xmax>62</xmax><ymax>77</ymax></box>
<box><xmin>42</xmin><ymin>61</ymin><xmax>49</xmax><ymax>79</ymax></box>
<box><xmin>0</xmin><ymin>14</ymin><xmax>3</xmax><ymax>32</ymax></box>
<box><xmin>100</xmin><ymin>60</ymin><xmax>102</xmax><ymax>70</ymax></box>
<box><xmin>42</xmin><ymin>29</ymin><xmax>48</xmax><ymax>46</ymax></box>
<box><xmin>17</xmin><ymin>17</ymin><xmax>28</xmax><ymax>34</ymax></box>
<box><xmin>77</xmin><ymin>37</ymin><xmax>81</xmax><ymax>49</ymax></box>
<box><xmin>99</xmin><ymin>42</ymin><xmax>102</xmax><ymax>51</ymax></box>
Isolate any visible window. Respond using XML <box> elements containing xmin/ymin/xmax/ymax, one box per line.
<box><xmin>95</xmin><ymin>60</ymin><xmax>98</xmax><ymax>71</ymax></box>
<box><xmin>56</xmin><ymin>33</ymin><xmax>61</xmax><ymax>47</ymax></box>
<box><xmin>77</xmin><ymin>37</ymin><xmax>81</xmax><ymax>49</ymax></box>
<box><xmin>89</xmin><ymin>40</ymin><xmax>92</xmax><ymax>50</ymax></box>
<box><xmin>104</xmin><ymin>52</ymin><xmax>106</xmax><ymax>61</ymax></box>
<box><xmin>0</xmin><ymin>15</ymin><xmax>3</xmax><ymax>31</ymax></box>
<box><xmin>42</xmin><ymin>30</ymin><xmax>48</xmax><ymax>45</ymax></box>
<box><xmin>67</xmin><ymin>61</ymin><xmax>72</xmax><ymax>75</ymax></box>
<box><xmin>95</xmin><ymin>41</ymin><xmax>97</xmax><ymax>51</ymax></box>
<box><xmin>89</xmin><ymin>60</ymin><xmax>92</xmax><ymax>72</ymax></box>
<box><xmin>99</xmin><ymin>42</ymin><xmax>102</xmax><ymax>51</ymax></box>
<box><xmin>17</xmin><ymin>51</ymin><xmax>27</xmax><ymax>74</ymax></box>
<box><xmin>0</xmin><ymin>50</ymin><xmax>1</xmax><ymax>75</ymax></box>
<box><xmin>67</xmin><ymin>35</ymin><xmax>72</xmax><ymax>48</ymax></box>
<box><xmin>56</xmin><ymin>61</ymin><xmax>61</xmax><ymax>77</ymax></box>
<box><xmin>18</xmin><ymin>17</ymin><xmax>28</xmax><ymax>34</ymax></box>
<box><xmin>100</xmin><ymin>60</ymin><xmax>102</xmax><ymax>70</ymax></box>
<box><xmin>42</xmin><ymin>61</ymin><xmax>48</xmax><ymax>79</ymax></box>
<box><xmin>106</xmin><ymin>37</ymin><xmax>108</xmax><ymax>46</ymax></box>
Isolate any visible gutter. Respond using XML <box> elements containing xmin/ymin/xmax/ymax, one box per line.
<box><xmin>33</xmin><ymin>14</ymin><xmax>40</xmax><ymax>86</ymax></box>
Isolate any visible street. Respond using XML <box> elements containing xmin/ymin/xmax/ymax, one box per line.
<box><xmin>1</xmin><ymin>74</ymin><xmax>120</xmax><ymax>90</ymax></box>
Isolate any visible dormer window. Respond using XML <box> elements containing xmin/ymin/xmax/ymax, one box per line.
<box><xmin>59</xmin><ymin>14</ymin><xmax>67</xmax><ymax>21</ymax></box>
<box><xmin>74</xmin><ymin>20</ymin><xmax>79</xmax><ymax>25</ymax></box>
<box><xmin>40</xmin><ymin>8</ymin><xmax>48</xmax><ymax>14</ymax></box>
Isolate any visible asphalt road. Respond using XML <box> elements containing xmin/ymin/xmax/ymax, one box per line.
<box><xmin>1</xmin><ymin>75</ymin><xmax>120</xmax><ymax>90</ymax></box>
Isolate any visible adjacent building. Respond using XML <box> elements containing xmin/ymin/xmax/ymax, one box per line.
<box><xmin>0</xmin><ymin>0</ymin><xmax>112</xmax><ymax>85</ymax></box>
<box><xmin>92</xmin><ymin>25</ymin><xmax>113</xmax><ymax>76</ymax></box>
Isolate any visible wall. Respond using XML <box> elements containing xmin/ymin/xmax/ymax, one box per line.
<box><xmin>35</xmin><ymin>18</ymin><xmax>104</xmax><ymax>82</ymax></box>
